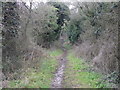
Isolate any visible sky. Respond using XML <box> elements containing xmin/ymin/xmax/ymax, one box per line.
<box><xmin>23</xmin><ymin>0</ymin><xmax>119</xmax><ymax>2</ymax></box>
<box><xmin>1</xmin><ymin>0</ymin><xmax>119</xmax><ymax>2</ymax></box>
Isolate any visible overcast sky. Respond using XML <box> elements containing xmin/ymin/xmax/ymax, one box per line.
<box><xmin>22</xmin><ymin>0</ymin><xmax>119</xmax><ymax>2</ymax></box>
<box><xmin>1</xmin><ymin>0</ymin><xmax>119</xmax><ymax>2</ymax></box>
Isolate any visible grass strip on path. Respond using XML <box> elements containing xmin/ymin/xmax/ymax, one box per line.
<box><xmin>63</xmin><ymin>50</ymin><xmax>107</xmax><ymax>88</ymax></box>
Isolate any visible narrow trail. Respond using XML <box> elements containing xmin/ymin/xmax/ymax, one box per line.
<box><xmin>51</xmin><ymin>49</ymin><xmax>67</xmax><ymax>88</ymax></box>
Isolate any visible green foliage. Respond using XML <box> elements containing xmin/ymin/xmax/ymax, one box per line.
<box><xmin>67</xmin><ymin>20</ymin><xmax>83</xmax><ymax>44</ymax></box>
<box><xmin>33</xmin><ymin>2</ymin><xmax>70</xmax><ymax>48</ymax></box>
<box><xmin>48</xmin><ymin>2</ymin><xmax>70</xmax><ymax>26</ymax></box>
<box><xmin>32</xmin><ymin>4</ymin><xmax>59</xmax><ymax>48</ymax></box>
<box><xmin>48</xmin><ymin>2</ymin><xmax>70</xmax><ymax>43</ymax></box>
<box><xmin>75</xmin><ymin>2</ymin><xmax>118</xmax><ymax>40</ymax></box>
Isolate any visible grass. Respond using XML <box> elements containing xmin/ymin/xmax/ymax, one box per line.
<box><xmin>63</xmin><ymin>50</ymin><xmax>107</xmax><ymax>88</ymax></box>
<box><xmin>8</xmin><ymin>49</ymin><xmax>63</xmax><ymax>88</ymax></box>
<box><xmin>48</xmin><ymin>49</ymin><xmax>63</xmax><ymax>57</ymax></box>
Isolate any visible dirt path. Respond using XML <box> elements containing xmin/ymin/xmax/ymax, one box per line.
<box><xmin>51</xmin><ymin>50</ymin><xmax>67</xmax><ymax>88</ymax></box>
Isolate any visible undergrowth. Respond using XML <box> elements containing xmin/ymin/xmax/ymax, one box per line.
<box><xmin>8</xmin><ymin>49</ymin><xmax>63</xmax><ymax>88</ymax></box>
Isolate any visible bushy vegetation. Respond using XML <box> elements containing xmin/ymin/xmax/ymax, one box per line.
<box><xmin>32</xmin><ymin>2</ymin><xmax>70</xmax><ymax>48</ymax></box>
<box><xmin>72</xmin><ymin>2</ymin><xmax>119</xmax><ymax>87</ymax></box>
<box><xmin>1</xmin><ymin>1</ymin><xmax>119</xmax><ymax>88</ymax></box>
<box><xmin>67</xmin><ymin>20</ymin><xmax>83</xmax><ymax>44</ymax></box>
<box><xmin>8</xmin><ymin>49</ymin><xmax>63</xmax><ymax>88</ymax></box>
<box><xmin>32</xmin><ymin>4</ymin><xmax>58</xmax><ymax>48</ymax></box>
<box><xmin>2</xmin><ymin>2</ymin><xmax>22</xmax><ymax>76</ymax></box>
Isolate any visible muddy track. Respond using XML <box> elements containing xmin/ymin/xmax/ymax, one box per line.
<box><xmin>51</xmin><ymin>49</ymin><xmax>67</xmax><ymax>88</ymax></box>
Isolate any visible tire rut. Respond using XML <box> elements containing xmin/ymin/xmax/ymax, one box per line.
<box><xmin>51</xmin><ymin>50</ymin><xmax>67</xmax><ymax>88</ymax></box>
